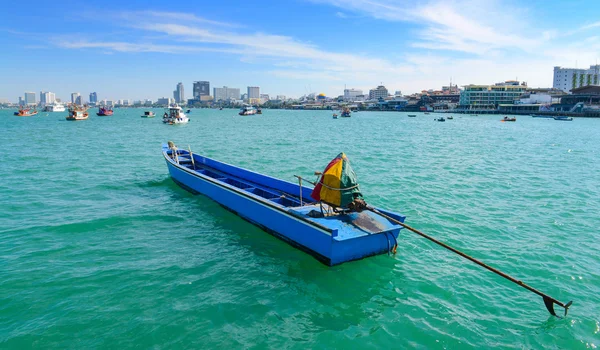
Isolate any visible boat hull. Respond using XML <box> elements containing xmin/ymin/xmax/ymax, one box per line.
<box><xmin>163</xmin><ymin>148</ymin><xmax>405</xmax><ymax>266</ymax></box>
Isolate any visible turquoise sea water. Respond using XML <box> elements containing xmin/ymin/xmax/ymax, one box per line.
<box><xmin>1</xmin><ymin>108</ymin><xmax>599</xmax><ymax>348</ymax></box>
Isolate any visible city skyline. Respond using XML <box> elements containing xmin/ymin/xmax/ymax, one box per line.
<box><xmin>1</xmin><ymin>0</ymin><xmax>600</xmax><ymax>102</ymax></box>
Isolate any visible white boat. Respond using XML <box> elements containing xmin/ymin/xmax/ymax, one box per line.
<box><xmin>66</xmin><ymin>106</ymin><xmax>89</xmax><ymax>121</ymax></box>
<box><xmin>239</xmin><ymin>105</ymin><xmax>257</xmax><ymax>116</ymax></box>
<box><xmin>162</xmin><ymin>105</ymin><xmax>189</xmax><ymax>124</ymax></box>
<box><xmin>44</xmin><ymin>103</ymin><xmax>66</xmax><ymax>112</ymax></box>
<box><xmin>141</xmin><ymin>111</ymin><xmax>155</xmax><ymax>118</ymax></box>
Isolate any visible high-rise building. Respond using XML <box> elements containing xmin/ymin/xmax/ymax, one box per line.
<box><xmin>193</xmin><ymin>81</ymin><xmax>210</xmax><ymax>99</ymax></box>
<box><xmin>174</xmin><ymin>82</ymin><xmax>185</xmax><ymax>103</ymax></box>
<box><xmin>40</xmin><ymin>91</ymin><xmax>56</xmax><ymax>106</ymax></box>
<box><xmin>247</xmin><ymin>86</ymin><xmax>260</xmax><ymax>99</ymax></box>
<box><xmin>24</xmin><ymin>92</ymin><xmax>36</xmax><ymax>105</ymax></box>
<box><xmin>553</xmin><ymin>65</ymin><xmax>600</xmax><ymax>93</ymax></box>
<box><xmin>157</xmin><ymin>97</ymin><xmax>174</xmax><ymax>105</ymax></box>
<box><xmin>76</xmin><ymin>95</ymin><xmax>82</xmax><ymax>105</ymax></box>
<box><xmin>344</xmin><ymin>88</ymin><xmax>363</xmax><ymax>101</ymax></box>
<box><xmin>369</xmin><ymin>85</ymin><xmax>388</xmax><ymax>100</ymax></box>
<box><xmin>18</xmin><ymin>96</ymin><xmax>24</xmax><ymax>106</ymax></box>
<box><xmin>89</xmin><ymin>92</ymin><xmax>98</xmax><ymax>104</ymax></box>
<box><xmin>213</xmin><ymin>86</ymin><xmax>241</xmax><ymax>101</ymax></box>
<box><xmin>71</xmin><ymin>92</ymin><xmax>81</xmax><ymax>105</ymax></box>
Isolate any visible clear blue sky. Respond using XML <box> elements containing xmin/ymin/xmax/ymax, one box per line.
<box><xmin>1</xmin><ymin>0</ymin><xmax>599</xmax><ymax>102</ymax></box>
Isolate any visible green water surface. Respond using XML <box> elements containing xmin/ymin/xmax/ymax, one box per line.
<box><xmin>1</xmin><ymin>109</ymin><xmax>599</xmax><ymax>348</ymax></box>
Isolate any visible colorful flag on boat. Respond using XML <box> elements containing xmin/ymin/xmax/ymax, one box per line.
<box><xmin>311</xmin><ymin>153</ymin><xmax>363</xmax><ymax>207</ymax></box>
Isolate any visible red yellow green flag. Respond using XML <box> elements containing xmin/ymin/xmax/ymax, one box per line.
<box><xmin>310</xmin><ymin>153</ymin><xmax>363</xmax><ymax>207</ymax></box>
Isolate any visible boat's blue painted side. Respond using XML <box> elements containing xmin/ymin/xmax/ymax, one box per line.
<box><xmin>162</xmin><ymin>144</ymin><xmax>406</xmax><ymax>265</ymax></box>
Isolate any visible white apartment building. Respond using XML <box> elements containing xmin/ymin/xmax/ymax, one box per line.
<box><xmin>213</xmin><ymin>86</ymin><xmax>240</xmax><ymax>101</ymax></box>
<box><xmin>344</xmin><ymin>88</ymin><xmax>363</xmax><ymax>101</ymax></box>
<box><xmin>553</xmin><ymin>65</ymin><xmax>600</xmax><ymax>93</ymax></box>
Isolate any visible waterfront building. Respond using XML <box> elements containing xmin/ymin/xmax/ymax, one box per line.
<box><xmin>24</xmin><ymin>92</ymin><xmax>36</xmax><ymax>106</ymax></box>
<box><xmin>213</xmin><ymin>86</ymin><xmax>240</xmax><ymax>101</ymax></box>
<box><xmin>157</xmin><ymin>97</ymin><xmax>174</xmax><ymax>105</ymax></box>
<box><xmin>71</xmin><ymin>92</ymin><xmax>81</xmax><ymax>105</ymax></box>
<box><xmin>560</xmin><ymin>85</ymin><xmax>600</xmax><ymax>106</ymax></box>
<box><xmin>260</xmin><ymin>94</ymin><xmax>270</xmax><ymax>101</ymax></box>
<box><xmin>193</xmin><ymin>81</ymin><xmax>210</xmax><ymax>99</ymax></box>
<box><xmin>18</xmin><ymin>96</ymin><xmax>24</xmax><ymax>106</ymax></box>
<box><xmin>105</xmin><ymin>100</ymin><xmax>114</xmax><ymax>106</ymax></box>
<box><xmin>174</xmin><ymin>82</ymin><xmax>185</xmax><ymax>103</ymax></box>
<box><xmin>247</xmin><ymin>86</ymin><xmax>260</xmax><ymax>99</ymax></box>
<box><xmin>459</xmin><ymin>81</ymin><xmax>527</xmax><ymax>108</ymax></box>
<box><xmin>89</xmin><ymin>92</ymin><xmax>98</xmax><ymax>105</ymax></box>
<box><xmin>553</xmin><ymin>65</ymin><xmax>600</xmax><ymax>93</ymax></box>
<box><xmin>369</xmin><ymin>85</ymin><xmax>388</xmax><ymax>100</ymax></box>
<box><xmin>276</xmin><ymin>95</ymin><xmax>286</xmax><ymax>101</ymax></box>
<box><xmin>394</xmin><ymin>90</ymin><xmax>402</xmax><ymax>96</ymax></box>
<box><xmin>344</xmin><ymin>88</ymin><xmax>363</xmax><ymax>101</ymax></box>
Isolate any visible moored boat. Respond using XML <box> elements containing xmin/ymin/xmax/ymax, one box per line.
<box><xmin>43</xmin><ymin>103</ymin><xmax>66</xmax><ymax>112</ymax></box>
<box><xmin>66</xmin><ymin>106</ymin><xmax>89</xmax><ymax>121</ymax></box>
<box><xmin>340</xmin><ymin>107</ymin><xmax>351</xmax><ymax>118</ymax></box>
<box><xmin>531</xmin><ymin>114</ymin><xmax>554</xmax><ymax>119</ymax></box>
<box><xmin>97</xmin><ymin>107</ymin><xmax>114</xmax><ymax>116</ymax></box>
<box><xmin>435</xmin><ymin>117</ymin><xmax>445</xmax><ymax>122</ymax></box>
<box><xmin>162</xmin><ymin>143</ymin><xmax>406</xmax><ymax>266</ymax></box>
<box><xmin>408</xmin><ymin>114</ymin><xmax>416</xmax><ymax>117</ymax></box>
<box><xmin>162</xmin><ymin>105</ymin><xmax>189</xmax><ymax>124</ymax></box>
<box><xmin>14</xmin><ymin>107</ymin><xmax>38</xmax><ymax>117</ymax></box>
<box><xmin>239</xmin><ymin>105</ymin><xmax>257</xmax><ymax>116</ymax></box>
<box><xmin>332</xmin><ymin>113</ymin><xmax>338</xmax><ymax>119</ymax></box>
<box><xmin>553</xmin><ymin>116</ymin><xmax>573</xmax><ymax>121</ymax></box>
<box><xmin>502</xmin><ymin>116</ymin><xmax>516</xmax><ymax>122</ymax></box>
<box><xmin>447</xmin><ymin>116</ymin><xmax>454</xmax><ymax>120</ymax></box>
<box><xmin>141</xmin><ymin>111</ymin><xmax>155</xmax><ymax>118</ymax></box>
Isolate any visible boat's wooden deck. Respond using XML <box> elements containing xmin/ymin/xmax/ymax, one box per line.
<box><xmin>289</xmin><ymin>205</ymin><xmax>400</xmax><ymax>241</ymax></box>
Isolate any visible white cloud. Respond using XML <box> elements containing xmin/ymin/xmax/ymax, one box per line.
<box><xmin>313</xmin><ymin>0</ymin><xmax>541</xmax><ymax>55</ymax></box>
<box><xmin>40</xmin><ymin>7</ymin><xmax>600</xmax><ymax>95</ymax></box>
<box><xmin>335</xmin><ymin>11</ymin><xmax>347</xmax><ymax>18</ymax></box>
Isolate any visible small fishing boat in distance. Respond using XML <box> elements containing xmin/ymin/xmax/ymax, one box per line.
<box><xmin>141</xmin><ymin>111</ymin><xmax>155</xmax><ymax>118</ymax></box>
<box><xmin>186</xmin><ymin>109</ymin><xmax>191</xmax><ymax>113</ymax></box>
<box><xmin>66</xmin><ymin>106</ymin><xmax>89</xmax><ymax>121</ymax></box>
<box><xmin>553</xmin><ymin>116</ymin><xmax>573</xmax><ymax>121</ymax></box>
<box><xmin>340</xmin><ymin>107</ymin><xmax>351</xmax><ymax>118</ymax></box>
<box><xmin>239</xmin><ymin>105</ymin><xmax>257</xmax><ymax>116</ymax></box>
<box><xmin>97</xmin><ymin>106</ymin><xmax>114</xmax><ymax>116</ymax></box>
<box><xmin>447</xmin><ymin>116</ymin><xmax>454</xmax><ymax>120</ymax></box>
<box><xmin>408</xmin><ymin>114</ymin><xmax>416</xmax><ymax>117</ymax></box>
<box><xmin>14</xmin><ymin>107</ymin><xmax>38</xmax><ymax>117</ymax></box>
<box><xmin>163</xmin><ymin>143</ymin><xmax>405</xmax><ymax>266</ymax></box>
<box><xmin>332</xmin><ymin>113</ymin><xmax>338</xmax><ymax>119</ymax></box>
<box><xmin>256</xmin><ymin>107</ymin><xmax>262</xmax><ymax>114</ymax></box>
<box><xmin>531</xmin><ymin>114</ymin><xmax>554</xmax><ymax>118</ymax></box>
<box><xmin>162</xmin><ymin>105</ymin><xmax>189</xmax><ymax>124</ymax></box>
<box><xmin>502</xmin><ymin>116</ymin><xmax>516</xmax><ymax>122</ymax></box>
<box><xmin>435</xmin><ymin>117</ymin><xmax>446</xmax><ymax>122</ymax></box>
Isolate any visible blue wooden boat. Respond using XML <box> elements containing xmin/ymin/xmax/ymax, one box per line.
<box><xmin>162</xmin><ymin>143</ymin><xmax>406</xmax><ymax>266</ymax></box>
<box><xmin>553</xmin><ymin>116</ymin><xmax>573</xmax><ymax>121</ymax></box>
